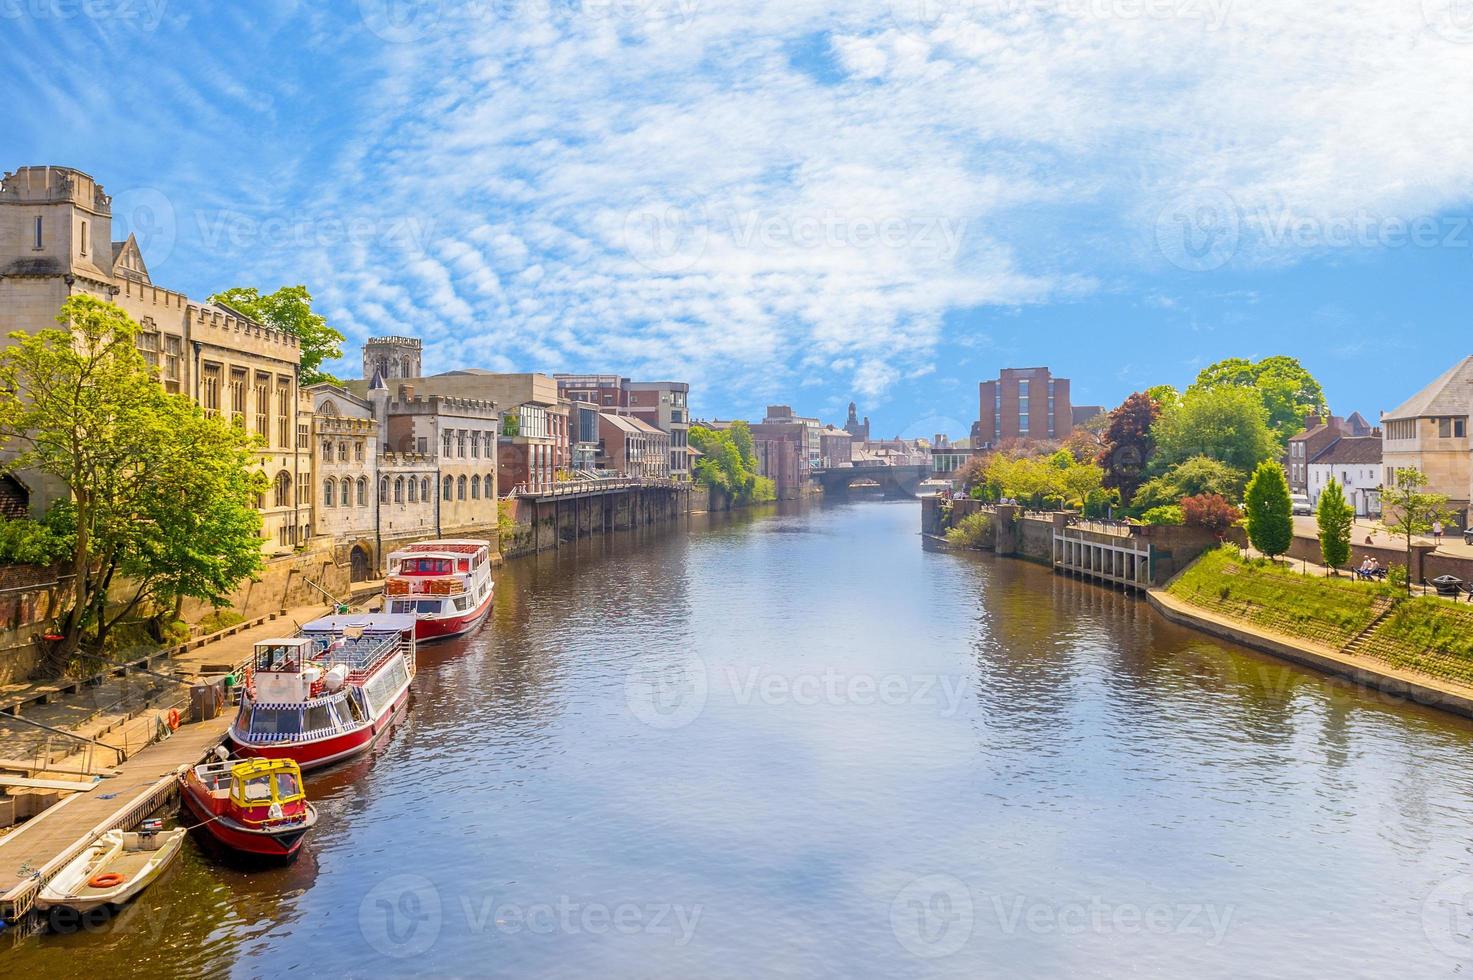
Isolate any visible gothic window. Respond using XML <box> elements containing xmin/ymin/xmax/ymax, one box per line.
<box><xmin>408</xmin><ymin>477</ymin><xmax>418</xmax><ymax>503</ymax></box>
<box><xmin>274</xmin><ymin>471</ymin><xmax>292</xmax><ymax>508</ymax></box>
<box><xmin>420</xmin><ymin>478</ymin><xmax>431</xmax><ymax>501</ymax></box>
<box><xmin>443</xmin><ymin>476</ymin><xmax>453</xmax><ymax>501</ymax></box>
<box><xmin>202</xmin><ymin>363</ymin><xmax>222</xmax><ymax>417</ymax></box>
<box><xmin>380</xmin><ymin>477</ymin><xmax>389</xmax><ymax>502</ymax></box>
<box><xmin>357</xmin><ymin>477</ymin><xmax>368</xmax><ymax>506</ymax></box>
<box><xmin>228</xmin><ymin>367</ymin><xmax>246</xmax><ymax>418</ymax></box>
<box><xmin>457</xmin><ymin>475</ymin><xmax>467</xmax><ymax>500</ymax></box>
<box><xmin>443</xmin><ymin>432</ymin><xmax>453</xmax><ymax>457</ymax></box>
<box><xmin>254</xmin><ymin>373</ymin><xmax>270</xmax><ymax>439</ymax></box>
<box><xmin>342</xmin><ymin>478</ymin><xmax>353</xmax><ymax>506</ymax></box>
<box><xmin>355</xmin><ymin>441</ymin><xmax>364</xmax><ymax>462</ymax></box>
<box><xmin>457</xmin><ymin>430</ymin><xmax>467</xmax><ymax>457</ymax></box>
<box><xmin>338</xmin><ymin>442</ymin><xmax>349</xmax><ymax>462</ymax></box>
<box><xmin>323</xmin><ymin>479</ymin><xmax>335</xmax><ymax>507</ymax></box>
<box><xmin>395</xmin><ymin>477</ymin><xmax>405</xmax><ymax>503</ymax></box>
<box><xmin>33</xmin><ymin>216</ymin><xmax>42</xmax><ymax>249</ymax></box>
<box><xmin>276</xmin><ymin>381</ymin><xmax>291</xmax><ymax>447</ymax></box>
<box><xmin>322</xmin><ymin>441</ymin><xmax>333</xmax><ymax>462</ymax></box>
<box><xmin>80</xmin><ymin>220</ymin><xmax>88</xmax><ymax>256</ymax></box>
<box><xmin>471</xmin><ymin>475</ymin><xmax>481</xmax><ymax>499</ymax></box>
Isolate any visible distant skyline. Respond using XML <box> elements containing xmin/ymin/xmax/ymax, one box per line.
<box><xmin>5</xmin><ymin>2</ymin><xmax>1471</xmax><ymax>438</ymax></box>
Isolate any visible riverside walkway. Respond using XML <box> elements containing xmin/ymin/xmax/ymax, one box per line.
<box><xmin>0</xmin><ymin>587</ymin><xmax>382</xmax><ymax>921</ymax></box>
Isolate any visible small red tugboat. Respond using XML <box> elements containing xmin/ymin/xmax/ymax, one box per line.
<box><xmin>383</xmin><ymin>539</ymin><xmax>494</xmax><ymax>642</ymax></box>
<box><xmin>180</xmin><ymin>754</ymin><xmax>317</xmax><ymax>861</ymax></box>
<box><xmin>226</xmin><ymin>614</ymin><xmax>417</xmax><ymax>770</ymax></box>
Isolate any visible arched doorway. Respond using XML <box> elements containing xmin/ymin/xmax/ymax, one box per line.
<box><xmin>350</xmin><ymin>545</ymin><xmax>372</xmax><ymax>582</ymax></box>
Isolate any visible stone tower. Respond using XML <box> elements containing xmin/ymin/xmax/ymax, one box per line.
<box><xmin>362</xmin><ymin>336</ymin><xmax>422</xmax><ymax>382</ymax></box>
<box><xmin>844</xmin><ymin>401</ymin><xmax>870</xmax><ymax>442</ymax></box>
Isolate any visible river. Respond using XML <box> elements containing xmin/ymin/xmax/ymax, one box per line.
<box><xmin>8</xmin><ymin>498</ymin><xmax>1473</xmax><ymax>977</ymax></box>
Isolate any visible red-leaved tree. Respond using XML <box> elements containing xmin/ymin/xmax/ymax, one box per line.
<box><xmin>1181</xmin><ymin>493</ymin><xmax>1242</xmax><ymax>539</ymax></box>
<box><xmin>1097</xmin><ymin>392</ymin><xmax>1160</xmax><ymax>503</ymax></box>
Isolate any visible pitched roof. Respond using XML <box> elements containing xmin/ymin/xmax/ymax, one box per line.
<box><xmin>1385</xmin><ymin>356</ymin><xmax>1473</xmax><ymax>420</ymax></box>
<box><xmin>1310</xmin><ymin>436</ymin><xmax>1382</xmax><ymax>466</ymax></box>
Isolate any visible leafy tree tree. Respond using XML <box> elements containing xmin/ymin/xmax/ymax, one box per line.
<box><xmin>1141</xmin><ymin>504</ymin><xmax>1184</xmax><ymax>526</ymax></box>
<box><xmin>1163</xmin><ymin>455</ymin><xmax>1249</xmax><ymax>502</ymax></box>
<box><xmin>1315</xmin><ymin>477</ymin><xmax>1352</xmax><ymax>574</ymax></box>
<box><xmin>210</xmin><ymin>285</ymin><xmax>345</xmax><ymax>386</ymax></box>
<box><xmin>1380</xmin><ymin>468</ymin><xmax>1453</xmax><ymax>594</ymax></box>
<box><xmin>1152</xmin><ymin>385</ymin><xmax>1277</xmax><ymax>474</ymax></box>
<box><xmin>689</xmin><ymin>424</ymin><xmax>774</xmax><ymax>505</ymax></box>
<box><xmin>1181</xmin><ymin>493</ymin><xmax>1242</xmax><ymax>538</ymax></box>
<box><xmin>1098</xmin><ymin>392</ymin><xmax>1160</xmax><ymax>501</ymax></box>
<box><xmin>0</xmin><ymin>297</ymin><xmax>265</xmax><ymax>670</ymax></box>
<box><xmin>1188</xmin><ymin>355</ymin><xmax>1327</xmax><ymax>443</ymax></box>
<box><xmin>1145</xmin><ymin>384</ymin><xmax>1180</xmax><ymax>412</ymax></box>
<box><xmin>1243</xmin><ymin>461</ymin><xmax>1294</xmax><ymax>560</ymax></box>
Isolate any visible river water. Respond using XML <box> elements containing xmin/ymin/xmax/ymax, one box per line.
<box><xmin>9</xmin><ymin>499</ymin><xmax>1473</xmax><ymax>977</ymax></box>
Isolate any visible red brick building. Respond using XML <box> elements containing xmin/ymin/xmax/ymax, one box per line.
<box><xmin>977</xmin><ymin>368</ymin><xmax>1073</xmax><ymax>447</ymax></box>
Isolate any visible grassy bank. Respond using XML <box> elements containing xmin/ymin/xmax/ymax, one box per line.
<box><xmin>1360</xmin><ymin>599</ymin><xmax>1473</xmax><ymax>687</ymax></box>
<box><xmin>1167</xmin><ymin>546</ymin><xmax>1393</xmax><ymax>649</ymax></box>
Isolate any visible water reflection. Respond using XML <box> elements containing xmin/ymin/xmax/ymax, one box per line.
<box><xmin>9</xmin><ymin>499</ymin><xmax>1473</xmax><ymax>977</ymax></box>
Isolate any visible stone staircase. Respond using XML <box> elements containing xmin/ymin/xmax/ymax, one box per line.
<box><xmin>1339</xmin><ymin>597</ymin><xmax>1397</xmax><ymax>658</ymax></box>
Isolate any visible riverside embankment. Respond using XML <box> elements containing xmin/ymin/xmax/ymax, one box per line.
<box><xmin>14</xmin><ymin>497</ymin><xmax>1473</xmax><ymax>976</ymax></box>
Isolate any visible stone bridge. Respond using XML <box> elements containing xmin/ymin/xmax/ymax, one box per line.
<box><xmin>812</xmin><ymin>463</ymin><xmax>929</xmax><ymax>498</ymax></box>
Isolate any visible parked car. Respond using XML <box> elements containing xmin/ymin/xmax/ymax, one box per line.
<box><xmin>1291</xmin><ymin>494</ymin><xmax>1314</xmax><ymax>516</ymax></box>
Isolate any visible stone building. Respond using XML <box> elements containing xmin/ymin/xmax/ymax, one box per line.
<box><xmin>843</xmin><ymin>402</ymin><xmax>870</xmax><ymax>443</ymax></box>
<box><xmin>1381</xmin><ymin>356</ymin><xmax>1473</xmax><ymax>521</ymax></box>
<box><xmin>367</xmin><ymin>378</ymin><xmax>501</xmax><ymax>549</ymax></box>
<box><xmin>0</xmin><ymin>166</ymin><xmax>313</xmax><ymax>554</ymax></box>
<box><xmin>309</xmin><ymin>384</ymin><xmax>379</xmax><ymax>581</ymax></box>
<box><xmin>626</xmin><ymin>381</ymin><xmax>691</xmax><ymax>481</ymax></box>
<box><xmin>362</xmin><ymin>336</ymin><xmax>422</xmax><ymax>382</ymax></box>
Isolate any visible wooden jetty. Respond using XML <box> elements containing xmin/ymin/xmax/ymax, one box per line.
<box><xmin>0</xmin><ymin>713</ymin><xmax>233</xmax><ymax>920</ymax></box>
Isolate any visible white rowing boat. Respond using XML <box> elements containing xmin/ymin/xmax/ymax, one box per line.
<box><xmin>36</xmin><ymin>822</ymin><xmax>186</xmax><ymax>912</ymax></box>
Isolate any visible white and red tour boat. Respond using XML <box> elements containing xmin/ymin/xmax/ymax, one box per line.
<box><xmin>383</xmin><ymin>539</ymin><xmax>494</xmax><ymax>642</ymax></box>
<box><xmin>226</xmin><ymin>614</ymin><xmax>417</xmax><ymax>771</ymax></box>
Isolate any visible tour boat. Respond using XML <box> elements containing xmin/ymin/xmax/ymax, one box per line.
<box><xmin>383</xmin><ymin>539</ymin><xmax>494</xmax><ymax>642</ymax></box>
<box><xmin>180</xmin><ymin>754</ymin><xmax>318</xmax><ymax>861</ymax></box>
<box><xmin>226</xmin><ymin>614</ymin><xmax>417</xmax><ymax>771</ymax></box>
<box><xmin>36</xmin><ymin>821</ymin><xmax>186</xmax><ymax>913</ymax></box>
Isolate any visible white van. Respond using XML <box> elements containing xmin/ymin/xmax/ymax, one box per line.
<box><xmin>1291</xmin><ymin>494</ymin><xmax>1313</xmax><ymax>516</ymax></box>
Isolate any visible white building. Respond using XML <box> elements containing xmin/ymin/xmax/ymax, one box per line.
<box><xmin>1307</xmin><ymin>436</ymin><xmax>1383</xmax><ymax>517</ymax></box>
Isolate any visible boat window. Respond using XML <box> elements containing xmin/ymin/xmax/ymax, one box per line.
<box><xmin>304</xmin><ymin>703</ymin><xmax>334</xmax><ymax>733</ymax></box>
<box><xmin>250</xmin><ymin>706</ymin><xmax>302</xmax><ymax>736</ymax></box>
<box><xmin>243</xmin><ymin>775</ymin><xmax>273</xmax><ymax>802</ymax></box>
<box><xmin>237</xmin><ymin>702</ymin><xmax>253</xmax><ymax>732</ymax></box>
<box><xmin>344</xmin><ymin>692</ymin><xmax>365</xmax><ymax>722</ymax></box>
<box><xmin>274</xmin><ymin>770</ymin><xmax>301</xmax><ymax>799</ymax></box>
<box><xmin>455</xmin><ymin>596</ymin><xmax>468</xmax><ymax>611</ymax></box>
<box><xmin>407</xmin><ymin>599</ymin><xmax>441</xmax><ymax>614</ymax></box>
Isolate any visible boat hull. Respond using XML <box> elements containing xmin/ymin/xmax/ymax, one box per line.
<box><xmin>227</xmin><ymin>684</ymin><xmax>409</xmax><ymax>771</ymax></box>
<box><xmin>412</xmin><ymin>586</ymin><xmax>493</xmax><ymax>643</ymax></box>
<box><xmin>179</xmin><ymin>783</ymin><xmax>314</xmax><ymax>860</ymax></box>
<box><xmin>35</xmin><ymin>829</ymin><xmax>186</xmax><ymax>913</ymax></box>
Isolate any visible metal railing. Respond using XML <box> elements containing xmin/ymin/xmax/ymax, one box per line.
<box><xmin>506</xmin><ymin>477</ymin><xmax>687</xmax><ymax>498</ymax></box>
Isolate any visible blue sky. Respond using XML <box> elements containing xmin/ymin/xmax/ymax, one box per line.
<box><xmin>4</xmin><ymin>0</ymin><xmax>1471</xmax><ymax>438</ymax></box>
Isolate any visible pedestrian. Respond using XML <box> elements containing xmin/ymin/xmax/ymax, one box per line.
<box><xmin>1433</xmin><ymin>520</ymin><xmax>1444</xmax><ymax>544</ymax></box>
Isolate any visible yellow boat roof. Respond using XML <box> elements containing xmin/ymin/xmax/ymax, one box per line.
<box><xmin>229</xmin><ymin>757</ymin><xmax>302</xmax><ymax>780</ymax></box>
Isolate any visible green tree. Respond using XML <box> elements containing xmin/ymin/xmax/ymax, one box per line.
<box><xmin>1315</xmin><ymin>477</ymin><xmax>1352</xmax><ymax>574</ymax></box>
<box><xmin>0</xmin><ymin>297</ymin><xmax>265</xmax><ymax>669</ymax></box>
<box><xmin>1243</xmin><ymin>461</ymin><xmax>1294</xmax><ymax>560</ymax></box>
<box><xmin>1380</xmin><ymin>468</ymin><xmax>1453</xmax><ymax>594</ymax></box>
<box><xmin>1189</xmin><ymin>355</ymin><xmax>1327</xmax><ymax>443</ymax></box>
<box><xmin>1097</xmin><ymin>392</ymin><xmax>1160</xmax><ymax>501</ymax></box>
<box><xmin>210</xmin><ymin>285</ymin><xmax>345</xmax><ymax>386</ymax></box>
<box><xmin>1152</xmin><ymin>385</ymin><xmax>1277</xmax><ymax>474</ymax></box>
<box><xmin>1163</xmin><ymin>455</ymin><xmax>1249</xmax><ymax>502</ymax></box>
<box><xmin>689</xmin><ymin>424</ymin><xmax>773</xmax><ymax>505</ymax></box>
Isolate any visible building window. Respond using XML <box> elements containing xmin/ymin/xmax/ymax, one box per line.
<box><xmin>471</xmin><ymin>475</ymin><xmax>481</xmax><ymax>499</ymax></box>
<box><xmin>357</xmin><ymin>477</ymin><xmax>368</xmax><ymax>506</ymax></box>
<box><xmin>457</xmin><ymin>475</ymin><xmax>467</xmax><ymax>500</ymax></box>
<box><xmin>33</xmin><ymin>216</ymin><xmax>42</xmax><ymax>249</ymax></box>
<box><xmin>471</xmin><ymin>433</ymin><xmax>480</xmax><ymax>458</ymax></box>
<box><xmin>274</xmin><ymin>471</ymin><xmax>291</xmax><ymax>508</ymax></box>
<box><xmin>380</xmin><ymin>477</ymin><xmax>389</xmax><ymax>502</ymax></box>
<box><xmin>202</xmin><ymin>363</ymin><xmax>222</xmax><ymax>417</ymax></box>
<box><xmin>443</xmin><ymin>476</ymin><xmax>453</xmax><ymax>501</ymax></box>
<box><xmin>421</xmin><ymin>477</ymin><xmax>431</xmax><ymax>501</ymax></box>
<box><xmin>443</xmin><ymin>432</ymin><xmax>453</xmax><ymax>457</ymax></box>
<box><xmin>163</xmin><ymin>337</ymin><xmax>182</xmax><ymax>395</ymax></box>
<box><xmin>298</xmin><ymin>422</ymin><xmax>309</xmax><ymax>449</ymax></box>
<box><xmin>338</xmin><ymin>442</ymin><xmax>349</xmax><ymax>462</ymax></box>
<box><xmin>255</xmin><ymin>374</ymin><xmax>270</xmax><ymax>439</ymax></box>
<box><xmin>137</xmin><ymin>328</ymin><xmax>159</xmax><ymax>369</ymax></box>
<box><xmin>355</xmin><ymin>441</ymin><xmax>364</xmax><ymax>462</ymax></box>
<box><xmin>394</xmin><ymin>477</ymin><xmax>405</xmax><ymax>503</ymax></box>
<box><xmin>277</xmin><ymin>381</ymin><xmax>291</xmax><ymax>447</ymax></box>
<box><xmin>457</xmin><ymin>430</ymin><xmax>467</xmax><ymax>457</ymax></box>
<box><xmin>323</xmin><ymin>479</ymin><xmax>335</xmax><ymax>507</ymax></box>
<box><xmin>80</xmin><ymin>220</ymin><xmax>88</xmax><ymax>256</ymax></box>
<box><xmin>485</xmin><ymin>473</ymin><xmax>494</xmax><ymax>497</ymax></box>
<box><xmin>1019</xmin><ymin>413</ymin><xmax>1029</xmax><ymax>434</ymax></box>
<box><xmin>1438</xmin><ymin>416</ymin><xmax>1467</xmax><ymax>438</ymax></box>
<box><xmin>322</xmin><ymin>441</ymin><xmax>334</xmax><ymax>462</ymax></box>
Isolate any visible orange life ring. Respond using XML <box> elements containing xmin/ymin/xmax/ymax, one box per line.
<box><xmin>88</xmin><ymin>872</ymin><xmax>125</xmax><ymax>889</ymax></box>
<box><xmin>166</xmin><ymin>708</ymin><xmax>181</xmax><ymax>731</ymax></box>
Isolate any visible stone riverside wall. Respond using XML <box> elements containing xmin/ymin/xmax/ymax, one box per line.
<box><xmin>499</xmin><ymin>485</ymin><xmax>690</xmax><ymax>561</ymax></box>
<box><xmin>923</xmin><ymin>497</ymin><xmax>1222</xmax><ymax>585</ymax></box>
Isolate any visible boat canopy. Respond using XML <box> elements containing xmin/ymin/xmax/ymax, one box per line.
<box><xmin>300</xmin><ymin>613</ymin><xmax>417</xmax><ymax>635</ymax></box>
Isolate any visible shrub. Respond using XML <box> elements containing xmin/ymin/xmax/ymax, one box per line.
<box><xmin>1141</xmin><ymin>505</ymin><xmax>1184</xmax><ymax>526</ymax></box>
<box><xmin>1181</xmin><ymin>493</ymin><xmax>1241</xmax><ymax>537</ymax></box>
<box><xmin>197</xmin><ymin>609</ymin><xmax>245</xmax><ymax>634</ymax></box>
<box><xmin>1244</xmin><ymin>461</ymin><xmax>1293</xmax><ymax>559</ymax></box>
<box><xmin>946</xmin><ymin>511</ymin><xmax>995</xmax><ymax>549</ymax></box>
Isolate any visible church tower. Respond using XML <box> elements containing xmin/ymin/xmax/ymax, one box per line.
<box><xmin>361</xmin><ymin>336</ymin><xmax>422</xmax><ymax>382</ymax></box>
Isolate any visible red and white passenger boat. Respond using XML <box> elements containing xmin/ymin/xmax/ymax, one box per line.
<box><xmin>226</xmin><ymin>614</ymin><xmax>417</xmax><ymax>771</ymax></box>
<box><xmin>383</xmin><ymin>539</ymin><xmax>494</xmax><ymax>642</ymax></box>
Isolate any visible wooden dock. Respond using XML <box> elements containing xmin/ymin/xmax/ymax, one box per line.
<box><xmin>0</xmin><ymin>713</ymin><xmax>233</xmax><ymax>920</ymax></box>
